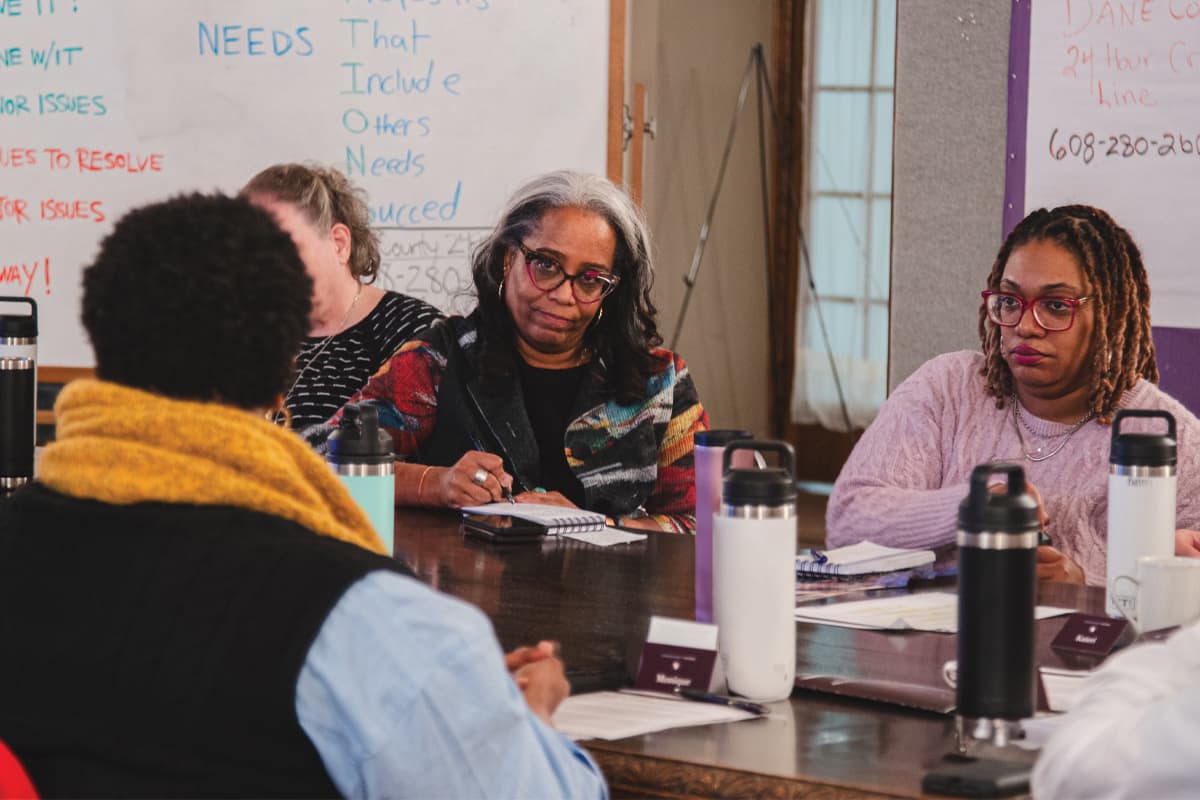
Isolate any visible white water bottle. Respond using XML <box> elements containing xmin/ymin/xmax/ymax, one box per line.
<box><xmin>712</xmin><ymin>440</ymin><xmax>796</xmax><ymax>702</ymax></box>
<box><xmin>1106</xmin><ymin>409</ymin><xmax>1176</xmax><ymax>618</ymax></box>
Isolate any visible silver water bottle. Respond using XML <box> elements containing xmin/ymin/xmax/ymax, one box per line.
<box><xmin>1106</xmin><ymin>409</ymin><xmax>1176</xmax><ymax>618</ymax></box>
<box><xmin>0</xmin><ymin>298</ymin><xmax>36</xmax><ymax>495</ymax></box>
<box><xmin>327</xmin><ymin>404</ymin><xmax>395</xmax><ymax>554</ymax></box>
<box><xmin>957</xmin><ymin>462</ymin><xmax>1039</xmax><ymax>747</ymax></box>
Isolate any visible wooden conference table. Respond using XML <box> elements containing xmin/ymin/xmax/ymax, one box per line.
<box><xmin>393</xmin><ymin>509</ymin><xmax>1100</xmax><ymax>799</ymax></box>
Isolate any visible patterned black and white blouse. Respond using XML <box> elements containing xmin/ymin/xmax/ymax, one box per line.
<box><xmin>286</xmin><ymin>290</ymin><xmax>442</xmax><ymax>430</ymax></box>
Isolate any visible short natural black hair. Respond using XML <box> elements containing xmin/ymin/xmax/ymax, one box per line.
<box><xmin>82</xmin><ymin>193</ymin><xmax>312</xmax><ymax>409</ymax></box>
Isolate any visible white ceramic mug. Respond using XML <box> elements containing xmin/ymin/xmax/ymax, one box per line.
<box><xmin>941</xmin><ymin>659</ymin><xmax>957</xmax><ymax>689</ymax></box>
<box><xmin>1110</xmin><ymin>555</ymin><xmax>1200</xmax><ymax>632</ymax></box>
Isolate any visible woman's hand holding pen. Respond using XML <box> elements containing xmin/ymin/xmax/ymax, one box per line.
<box><xmin>437</xmin><ymin>451</ymin><xmax>514</xmax><ymax>508</ymax></box>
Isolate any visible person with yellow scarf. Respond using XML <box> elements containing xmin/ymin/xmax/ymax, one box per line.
<box><xmin>0</xmin><ymin>193</ymin><xmax>606</xmax><ymax>799</ymax></box>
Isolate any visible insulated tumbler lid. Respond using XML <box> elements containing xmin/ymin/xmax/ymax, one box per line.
<box><xmin>1110</xmin><ymin>409</ymin><xmax>1176</xmax><ymax>467</ymax></box>
<box><xmin>958</xmin><ymin>463</ymin><xmax>1039</xmax><ymax>533</ymax></box>
<box><xmin>0</xmin><ymin>297</ymin><xmax>37</xmax><ymax>339</ymax></box>
<box><xmin>721</xmin><ymin>440</ymin><xmax>796</xmax><ymax>507</ymax></box>
<box><xmin>327</xmin><ymin>404</ymin><xmax>395</xmax><ymax>465</ymax></box>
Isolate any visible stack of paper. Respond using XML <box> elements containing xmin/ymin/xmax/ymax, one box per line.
<box><xmin>552</xmin><ymin>690</ymin><xmax>762</xmax><ymax>741</ymax></box>
<box><xmin>793</xmin><ymin>592</ymin><xmax>1074</xmax><ymax>633</ymax></box>
<box><xmin>462</xmin><ymin>502</ymin><xmax>606</xmax><ymax>533</ymax></box>
<box><xmin>461</xmin><ymin>502</ymin><xmax>647</xmax><ymax>547</ymax></box>
<box><xmin>796</xmin><ymin>541</ymin><xmax>935</xmax><ymax>577</ymax></box>
<box><xmin>1038</xmin><ymin>666</ymin><xmax>1093</xmax><ymax>712</ymax></box>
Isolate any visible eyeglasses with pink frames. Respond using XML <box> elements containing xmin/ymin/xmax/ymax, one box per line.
<box><xmin>514</xmin><ymin>241</ymin><xmax>620</xmax><ymax>304</ymax></box>
<box><xmin>981</xmin><ymin>290</ymin><xmax>1094</xmax><ymax>332</ymax></box>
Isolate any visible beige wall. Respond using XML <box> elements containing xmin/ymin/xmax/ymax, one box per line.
<box><xmin>628</xmin><ymin>0</ymin><xmax>774</xmax><ymax>437</ymax></box>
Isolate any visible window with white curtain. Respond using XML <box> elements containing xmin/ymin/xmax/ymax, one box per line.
<box><xmin>791</xmin><ymin>0</ymin><xmax>894</xmax><ymax>432</ymax></box>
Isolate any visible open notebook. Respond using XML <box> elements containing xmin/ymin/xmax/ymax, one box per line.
<box><xmin>796</xmin><ymin>541</ymin><xmax>935</xmax><ymax>577</ymax></box>
<box><xmin>461</xmin><ymin>502</ymin><xmax>606</xmax><ymax>535</ymax></box>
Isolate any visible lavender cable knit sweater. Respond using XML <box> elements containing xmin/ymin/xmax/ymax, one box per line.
<box><xmin>827</xmin><ymin>351</ymin><xmax>1200</xmax><ymax>585</ymax></box>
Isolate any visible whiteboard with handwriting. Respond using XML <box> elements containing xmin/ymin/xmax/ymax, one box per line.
<box><xmin>1015</xmin><ymin>0</ymin><xmax>1200</xmax><ymax>329</ymax></box>
<box><xmin>0</xmin><ymin>0</ymin><xmax>608</xmax><ymax>365</ymax></box>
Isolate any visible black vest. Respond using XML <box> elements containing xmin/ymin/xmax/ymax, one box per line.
<box><xmin>0</xmin><ymin>484</ymin><xmax>409</xmax><ymax>798</ymax></box>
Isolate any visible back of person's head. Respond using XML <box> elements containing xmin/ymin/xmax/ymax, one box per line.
<box><xmin>81</xmin><ymin>193</ymin><xmax>311</xmax><ymax>409</ymax></box>
<box><xmin>241</xmin><ymin>162</ymin><xmax>381</xmax><ymax>281</ymax></box>
<box><xmin>979</xmin><ymin>204</ymin><xmax>1156</xmax><ymax>419</ymax></box>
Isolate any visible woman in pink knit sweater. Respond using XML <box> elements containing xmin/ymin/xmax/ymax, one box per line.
<box><xmin>827</xmin><ymin>206</ymin><xmax>1200</xmax><ymax>586</ymax></box>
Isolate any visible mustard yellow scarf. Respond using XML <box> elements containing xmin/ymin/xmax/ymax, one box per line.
<box><xmin>38</xmin><ymin>379</ymin><xmax>386</xmax><ymax>555</ymax></box>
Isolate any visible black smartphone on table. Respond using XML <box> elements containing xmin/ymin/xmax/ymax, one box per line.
<box><xmin>462</xmin><ymin>513</ymin><xmax>548</xmax><ymax>543</ymax></box>
<box><xmin>921</xmin><ymin>754</ymin><xmax>1031</xmax><ymax>798</ymax></box>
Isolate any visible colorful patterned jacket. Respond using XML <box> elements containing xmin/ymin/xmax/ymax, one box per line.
<box><xmin>357</xmin><ymin>314</ymin><xmax>708</xmax><ymax>532</ymax></box>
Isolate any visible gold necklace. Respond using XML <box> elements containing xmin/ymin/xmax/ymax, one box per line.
<box><xmin>280</xmin><ymin>283</ymin><xmax>363</xmax><ymax>413</ymax></box>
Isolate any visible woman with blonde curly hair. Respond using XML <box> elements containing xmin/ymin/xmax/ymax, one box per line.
<box><xmin>243</xmin><ymin>163</ymin><xmax>442</xmax><ymax>431</ymax></box>
<box><xmin>827</xmin><ymin>204</ymin><xmax>1200</xmax><ymax>585</ymax></box>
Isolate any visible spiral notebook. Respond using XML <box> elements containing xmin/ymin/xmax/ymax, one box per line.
<box><xmin>461</xmin><ymin>502</ymin><xmax>607</xmax><ymax>535</ymax></box>
<box><xmin>796</xmin><ymin>541</ymin><xmax>935</xmax><ymax>577</ymax></box>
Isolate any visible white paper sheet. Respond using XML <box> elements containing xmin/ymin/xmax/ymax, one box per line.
<box><xmin>1038</xmin><ymin>666</ymin><xmax>1093</xmax><ymax>713</ymax></box>
<box><xmin>793</xmin><ymin>592</ymin><xmax>1074</xmax><ymax>633</ymax></box>
<box><xmin>1013</xmin><ymin>713</ymin><xmax>1068</xmax><ymax>751</ymax></box>
<box><xmin>551</xmin><ymin>690</ymin><xmax>761</xmax><ymax>741</ymax></box>
<box><xmin>561</xmin><ymin>527</ymin><xmax>648</xmax><ymax>547</ymax></box>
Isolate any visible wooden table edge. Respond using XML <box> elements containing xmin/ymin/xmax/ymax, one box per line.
<box><xmin>584</xmin><ymin>743</ymin><xmax>915</xmax><ymax>800</ymax></box>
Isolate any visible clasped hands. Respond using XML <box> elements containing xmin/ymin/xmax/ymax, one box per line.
<box><xmin>504</xmin><ymin>640</ymin><xmax>569</xmax><ymax>726</ymax></box>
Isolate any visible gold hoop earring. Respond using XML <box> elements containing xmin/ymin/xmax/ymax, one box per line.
<box><xmin>497</xmin><ymin>278</ymin><xmax>505</xmax><ymax>302</ymax></box>
<box><xmin>593</xmin><ymin>306</ymin><xmax>604</xmax><ymax>325</ymax></box>
<box><xmin>264</xmin><ymin>402</ymin><xmax>292</xmax><ymax>429</ymax></box>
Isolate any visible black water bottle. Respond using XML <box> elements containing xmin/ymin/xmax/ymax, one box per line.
<box><xmin>956</xmin><ymin>462</ymin><xmax>1039</xmax><ymax>746</ymax></box>
<box><xmin>0</xmin><ymin>298</ymin><xmax>36</xmax><ymax>497</ymax></box>
<box><xmin>0</xmin><ymin>357</ymin><xmax>34</xmax><ymax>496</ymax></box>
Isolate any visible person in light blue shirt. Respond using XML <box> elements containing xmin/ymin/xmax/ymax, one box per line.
<box><xmin>0</xmin><ymin>191</ymin><xmax>604</xmax><ymax>798</ymax></box>
<box><xmin>297</xmin><ymin>570</ymin><xmax>608</xmax><ymax>799</ymax></box>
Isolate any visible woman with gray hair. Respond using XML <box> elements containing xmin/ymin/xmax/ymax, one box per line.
<box><xmin>354</xmin><ymin>171</ymin><xmax>708</xmax><ymax>532</ymax></box>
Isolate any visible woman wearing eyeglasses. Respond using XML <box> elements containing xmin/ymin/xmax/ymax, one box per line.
<box><xmin>827</xmin><ymin>205</ymin><xmax>1200</xmax><ymax>585</ymax></box>
<box><xmin>352</xmin><ymin>171</ymin><xmax>708</xmax><ymax>532</ymax></box>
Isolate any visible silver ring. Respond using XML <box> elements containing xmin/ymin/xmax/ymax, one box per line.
<box><xmin>472</xmin><ymin>468</ymin><xmax>489</xmax><ymax>486</ymax></box>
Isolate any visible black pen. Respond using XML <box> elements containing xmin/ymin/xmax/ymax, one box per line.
<box><xmin>467</xmin><ymin>434</ymin><xmax>515</xmax><ymax>503</ymax></box>
<box><xmin>676</xmin><ymin>687</ymin><xmax>769</xmax><ymax>715</ymax></box>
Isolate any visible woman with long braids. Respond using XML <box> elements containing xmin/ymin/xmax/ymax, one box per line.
<box><xmin>348</xmin><ymin>171</ymin><xmax>708</xmax><ymax>532</ymax></box>
<box><xmin>827</xmin><ymin>205</ymin><xmax>1200</xmax><ymax>585</ymax></box>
